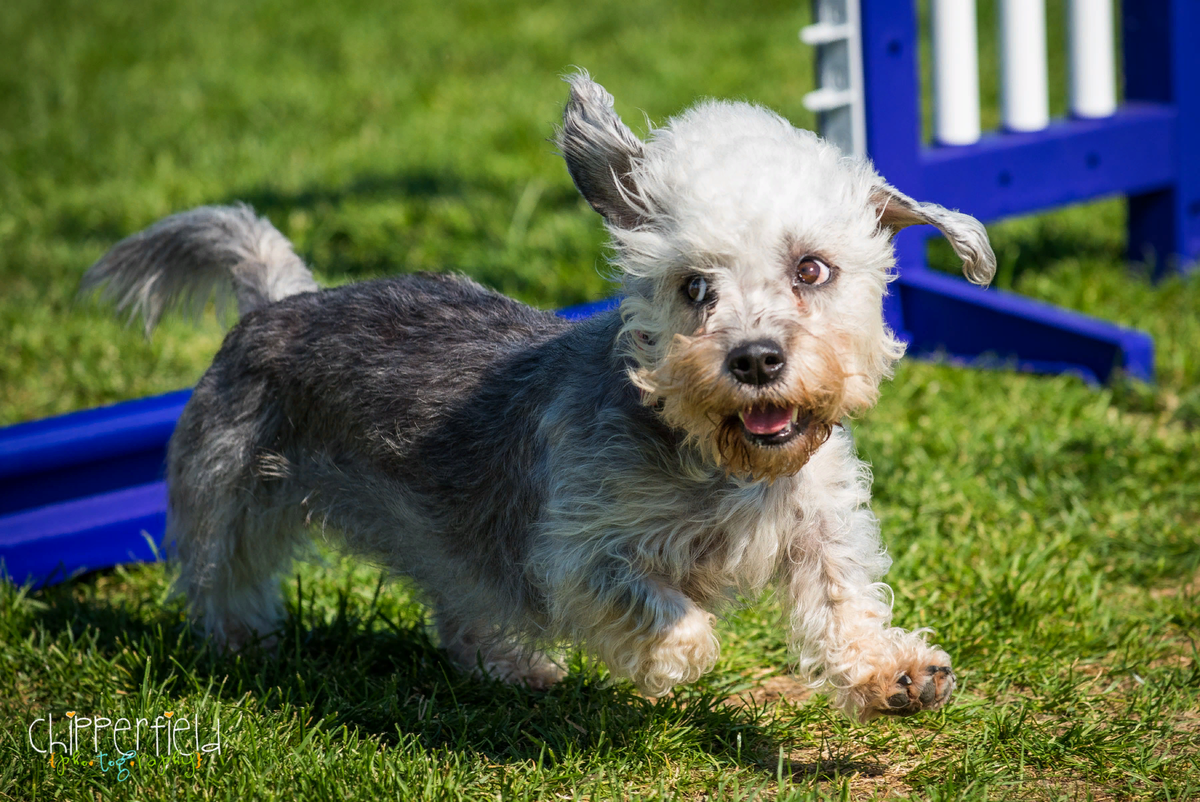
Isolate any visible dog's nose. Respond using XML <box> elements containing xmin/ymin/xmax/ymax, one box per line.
<box><xmin>727</xmin><ymin>340</ymin><xmax>785</xmax><ymax>385</ymax></box>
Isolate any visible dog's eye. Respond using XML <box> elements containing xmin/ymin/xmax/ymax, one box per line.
<box><xmin>684</xmin><ymin>275</ymin><xmax>709</xmax><ymax>304</ymax></box>
<box><xmin>794</xmin><ymin>257</ymin><xmax>831</xmax><ymax>288</ymax></box>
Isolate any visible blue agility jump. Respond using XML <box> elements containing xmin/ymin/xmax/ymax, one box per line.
<box><xmin>853</xmin><ymin>0</ymin><xmax>1198</xmax><ymax>384</ymax></box>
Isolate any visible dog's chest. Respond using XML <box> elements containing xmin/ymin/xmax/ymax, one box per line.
<box><xmin>612</xmin><ymin>472</ymin><xmax>800</xmax><ymax>595</ymax></box>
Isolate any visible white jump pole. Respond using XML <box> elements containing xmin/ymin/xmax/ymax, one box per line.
<box><xmin>801</xmin><ymin>0</ymin><xmax>867</xmax><ymax>156</ymax></box>
<box><xmin>1067</xmin><ymin>0</ymin><xmax>1117</xmax><ymax>118</ymax></box>
<box><xmin>999</xmin><ymin>0</ymin><xmax>1050</xmax><ymax>131</ymax></box>
<box><xmin>931</xmin><ymin>0</ymin><xmax>981</xmax><ymax>145</ymax></box>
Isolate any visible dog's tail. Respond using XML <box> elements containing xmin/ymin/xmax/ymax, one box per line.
<box><xmin>81</xmin><ymin>204</ymin><xmax>319</xmax><ymax>335</ymax></box>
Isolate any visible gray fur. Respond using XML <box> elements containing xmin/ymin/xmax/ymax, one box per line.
<box><xmin>167</xmin><ymin>271</ymin><xmax>593</xmax><ymax>666</ymax></box>
<box><xmin>81</xmin><ymin>203</ymin><xmax>318</xmax><ymax>335</ymax></box>
<box><xmin>557</xmin><ymin>70</ymin><xmax>648</xmax><ymax>229</ymax></box>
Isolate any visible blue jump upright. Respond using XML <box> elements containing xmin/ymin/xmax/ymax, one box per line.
<box><xmin>856</xmin><ymin>0</ymin><xmax>1198</xmax><ymax>384</ymax></box>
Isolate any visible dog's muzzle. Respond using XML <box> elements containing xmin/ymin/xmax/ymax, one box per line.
<box><xmin>725</xmin><ymin>340</ymin><xmax>804</xmax><ymax>446</ymax></box>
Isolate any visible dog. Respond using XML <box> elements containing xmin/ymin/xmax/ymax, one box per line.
<box><xmin>82</xmin><ymin>72</ymin><xmax>994</xmax><ymax>720</ymax></box>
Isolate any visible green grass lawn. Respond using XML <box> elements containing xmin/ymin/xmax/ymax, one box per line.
<box><xmin>2</xmin><ymin>0</ymin><xmax>1198</xmax><ymax>799</ymax></box>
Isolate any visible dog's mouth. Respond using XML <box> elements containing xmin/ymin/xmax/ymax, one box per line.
<box><xmin>736</xmin><ymin>404</ymin><xmax>807</xmax><ymax>446</ymax></box>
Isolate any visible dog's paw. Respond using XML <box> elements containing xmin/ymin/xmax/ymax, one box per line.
<box><xmin>631</xmin><ymin>606</ymin><xmax>720</xmax><ymax>697</ymax></box>
<box><xmin>448</xmin><ymin>640</ymin><xmax>566</xmax><ymax>691</ymax></box>
<box><xmin>210</xmin><ymin>620</ymin><xmax>280</xmax><ymax>653</ymax></box>
<box><xmin>481</xmin><ymin>651</ymin><xmax>567</xmax><ymax>691</ymax></box>
<box><xmin>857</xmin><ymin>647</ymin><xmax>955</xmax><ymax>720</ymax></box>
<box><xmin>875</xmin><ymin>661</ymin><xmax>955</xmax><ymax>717</ymax></box>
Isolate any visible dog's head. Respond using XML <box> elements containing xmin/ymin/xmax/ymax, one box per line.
<box><xmin>557</xmin><ymin>73</ymin><xmax>995</xmax><ymax>480</ymax></box>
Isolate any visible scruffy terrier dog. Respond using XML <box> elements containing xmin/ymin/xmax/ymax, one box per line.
<box><xmin>84</xmin><ymin>73</ymin><xmax>994</xmax><ymax>720</ymax></box>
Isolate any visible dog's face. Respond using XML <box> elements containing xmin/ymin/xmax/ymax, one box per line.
<box><xmin>558</xmin><ymin>74</ymin><xmax>995</xmax><ymax>480</ymax></box>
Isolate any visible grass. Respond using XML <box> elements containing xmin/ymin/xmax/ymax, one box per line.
<box><xmin>1</xmin><ymin>0</ymin><xmax>1198</xmax><ymax>799</ymax></box>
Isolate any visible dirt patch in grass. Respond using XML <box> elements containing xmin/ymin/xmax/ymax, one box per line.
<box><xmin>779</xmin><ymin>747</ymin><xmax>943</xmax><ymax>800</ymax></box>
<box><xmin>1149</xmin><ymin>567</ymin><xmax>1200</xmax><ymax>600</ymax></box>
<box><xmin>725</xmin><ymin>674</ymin><xmax>814</xmax><ymax>710</ymax></box>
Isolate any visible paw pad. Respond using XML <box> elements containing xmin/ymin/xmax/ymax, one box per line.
<box><xmin>879</xmin><ymin>664</ymin><xmax>955</xmax><ymax>717</ymax></box>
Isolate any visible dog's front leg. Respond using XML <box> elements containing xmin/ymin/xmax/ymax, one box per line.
<box><xmin>782</xmin><ymin>436</ymin><xmax>955</xmax><ymax>720</ymax></box>
<box><xmin>547</xmin><ymin>558</ymin><xmax>720</xmax><ymax>697</ymax></box>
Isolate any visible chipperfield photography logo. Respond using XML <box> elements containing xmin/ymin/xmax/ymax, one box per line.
<box><xmin>27</xmin><ymin>709</ymin><xmax>225</xmax><ymax>783</ymax></box>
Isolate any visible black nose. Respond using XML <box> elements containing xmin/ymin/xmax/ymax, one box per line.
<box><xmin>727</xmin><ymin>340</ymin><xmax>785</xmax><ymax>385</ymax></box>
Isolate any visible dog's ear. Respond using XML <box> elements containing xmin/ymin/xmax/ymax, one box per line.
<box><xmin>557</xmin><ymin>71</ymin><xmax>647</xmax><ymax>229</ymax></box>
<box><xmin>871</xmin><ymin>183</ymin><xmax>996</xmax><ymax>285</ymax></box>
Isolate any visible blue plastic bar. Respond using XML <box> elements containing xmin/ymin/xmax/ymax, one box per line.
<box><xmin>896</xmin><ymin>267</ymin><xmax>1154</xmax><ymax>384</ymax></box>
<box><xmin>0</xmin><ymin>271</ymin><xmax>1155</xmax><ymax>588</ymax></box>
<box><xmin>556</xmin><ymin>297</ymin><xmax>620</xmax><ymax>321</ymax></box>
<box><xmin>0</xmin><ymin>389</ymin><xmax>190</xmax><ymax>516</ymax></box>
<box><xmin>921</xmin><ymin>104</ymin><xmax>1177</xmax><ymax>221</ymax></box>
<box><xmin>0</xmin><ymin>482</ymin><xmax>166</xmax><ymax>588</ymax></box>
<box><xmin>6</xmin><ymin>275</ymin><xmax>1149</xmax><ymax>590</ymax></box>
<box><xmin>1124</xmin><ymin>0</ymin><xmax>1200</xmax><ymax>273</ymax></box>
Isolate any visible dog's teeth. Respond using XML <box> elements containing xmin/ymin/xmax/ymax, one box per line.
<box><xmin>738</xmin><ymin>411</ymin><xmax>746</xmax><ymax>424</ymax></box>
<box><xmin>790</xmin><ymin>407</ymin><xmax>800</xmax><ymax>423</ymax></box>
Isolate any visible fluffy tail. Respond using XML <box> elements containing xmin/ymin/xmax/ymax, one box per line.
<box><xmin>81</xmin><ymin>204</ymin><xmax>319</xmax><ymax>335</ymax></box>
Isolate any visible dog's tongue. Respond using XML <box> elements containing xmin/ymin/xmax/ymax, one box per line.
<box><xmin>741</xmin><ymin>405</ymin><xmax>793</xmax><ymax>435</ymax></box>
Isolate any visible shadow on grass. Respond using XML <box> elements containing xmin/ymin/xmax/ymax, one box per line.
<box><xmin>788</xmin><ymin>758</ymin><xmax>887</xmax><ymax>781</ymax></box>
<box><xmin>25</xmin><ymin>569</ymin><xmax>818</xmax><ymax>778</ymax></box>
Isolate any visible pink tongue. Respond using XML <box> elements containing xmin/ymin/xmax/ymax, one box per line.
<box><xmin>742</xmin><ymin>405</ymin><xmax>793</xmax><ymax>435</ymax></box>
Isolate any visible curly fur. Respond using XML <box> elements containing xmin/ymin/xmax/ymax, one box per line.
<box><xmin>81</xmin><ymin>71</ymin><xmax>993</xmax><ymax>721</ymax></box>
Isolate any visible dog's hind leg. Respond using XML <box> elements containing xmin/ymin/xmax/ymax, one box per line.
<box><xmin>173</xmin><ymin>504</ymin><xmax>303</xmax><ymax>651</ymax></box>
<box><xmin>167</xmin><ymin>396</ymin><xmax>307</xmax><ymax>651</ymax></box>
<box><xmin>78</xmin><ymin>204</ymin><xmax>324</xmax><ymax>648</ymax></box>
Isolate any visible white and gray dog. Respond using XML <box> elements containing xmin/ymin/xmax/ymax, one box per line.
<box><xmin>83</xmin><ymin>73</ymin><xmax>994</xmax><ymax>721</ymax></box>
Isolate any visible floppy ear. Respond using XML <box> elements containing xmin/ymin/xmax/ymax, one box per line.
<box><xmin>871</xmin><ymin>183</ymin><xmax>996</xmax><ymax>285</ymax></box>
<box><xmin>556</xmin><ymin>71</ymin><xmax>647</xmax><ymax>229</ymax></box>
